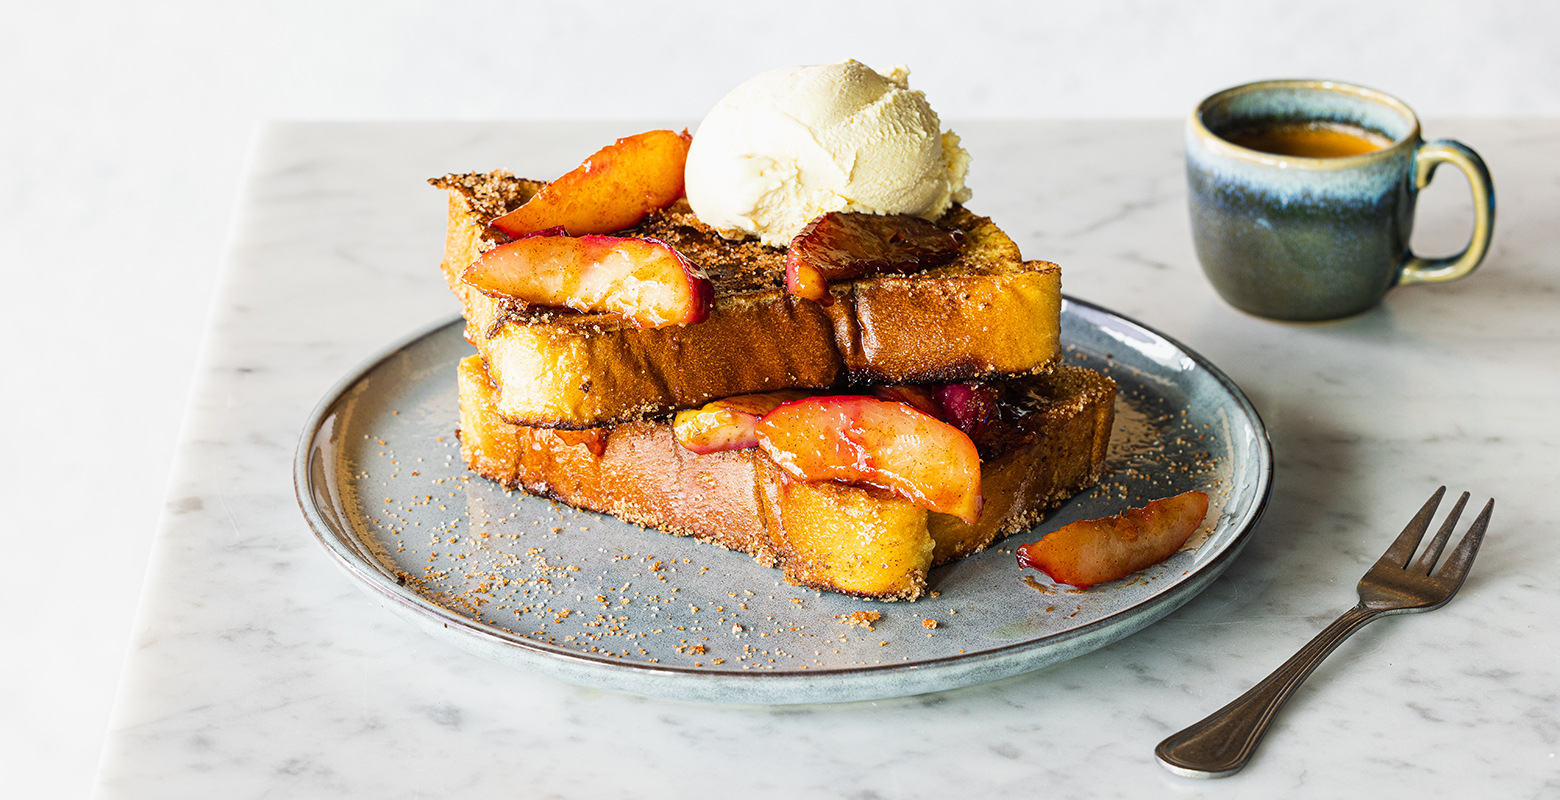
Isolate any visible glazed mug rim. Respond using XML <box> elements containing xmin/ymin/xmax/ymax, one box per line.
<box><xmin>1189</xmin><ymin>79</ymin><xmax>1422</xmax><ymax>171</ymax></box>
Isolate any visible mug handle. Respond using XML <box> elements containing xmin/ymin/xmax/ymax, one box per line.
<box><xmin>1397</xmin><ymin>139</ymin><xmax>1496</xmax><ymax>286</ymax></box>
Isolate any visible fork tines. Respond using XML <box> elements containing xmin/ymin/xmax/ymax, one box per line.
<box><xmin>1382</xmin><ymin>486</ymin><xmax>1494</xmax><ymax>582</ymax></box>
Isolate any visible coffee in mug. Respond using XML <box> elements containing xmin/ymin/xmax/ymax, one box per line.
<box><xmin>1221</xmin><ymin>122</ymin><xmax>1392</xmax><ymax>158</ymax></box>
<box><xmin>1185</xmin><ymin>80</ymin><xmax>1494</xmax><ymax>321</ymax></box>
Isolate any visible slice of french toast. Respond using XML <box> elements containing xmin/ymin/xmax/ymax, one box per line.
<box><xmin>456</xmin><ymin>355</ymin><xmax>1115</xmax><ymax>601</ymax></box>
<box><xmin>433</xmin><ymin>171</ymin><xmax>1064</xmax><ymax>429</ymax></box>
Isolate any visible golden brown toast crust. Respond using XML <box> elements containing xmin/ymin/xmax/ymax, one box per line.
<box><xmin>432</xmin><ymin>172</ymin><xmax>1063</xmax><ymax>429</ymax></box>
<box><xmin>457</xmin><ymin>356</ymin><xmax>1116</xmax><ymax>600</ymax></box>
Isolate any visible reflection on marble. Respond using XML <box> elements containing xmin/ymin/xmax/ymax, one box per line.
<box><xmin>94</xmin><ymin>122</ymin><xmax>1560</xmax><ymax>798</ymax></box>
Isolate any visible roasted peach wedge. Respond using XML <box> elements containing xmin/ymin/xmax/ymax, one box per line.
<box><xmin>869</xmin><ymin>382</ymin><xmax>997</xmax><ymax>438</ymax></box>
<box><xmin>755</xmin><ymin>396</ymin><xmax>982</xmax><ymax>525</ymax></box>
<box><xmin>673</xmin><ymin>390</ymin><xmax>811</xmax><ymax>454</ymax></box>
<box><xmin>870</xmin><ymin>384</ymin><xmax>942</xmax><ymax>419</ymax></box>
<box><xmin>463</xmin><ymin>231</ymin><xmax>713</xmax><ymax>329</ymax></box>
<box><xmin>488</xmin><ymin>129</ymin><xmax>692</xmax><ymax>239</ymax></box>
<box><xmin>935</xmin><ymin>382</ymin><xmax>998</xmax><ymax>438</ymax></box>
<box><xmin>1016</xmin><ymin>490</ymin><xmax>1210</xmax><ymax>588</ymax></box>
<box><xmin>785</xmin><ymin>211</ymin><xmax>963</xmax><ymax>305</ymax></box>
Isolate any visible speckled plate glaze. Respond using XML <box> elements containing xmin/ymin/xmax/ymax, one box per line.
<box><xmin>295</xmin><ymin>297</ymin><xmax>1271</xmax><ymax>704</ymax></box>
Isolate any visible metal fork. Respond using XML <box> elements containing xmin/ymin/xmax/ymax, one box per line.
<box><xmin>1155</xmin><ymin>486</ymin><xmax>1494</xmax><ymax>778</ymax></box>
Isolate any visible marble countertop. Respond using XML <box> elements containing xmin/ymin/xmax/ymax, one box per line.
<box><xmin>93</xmin><ymin>121</ymin><xmax>1558</xmax><ymax>798</ymax></box>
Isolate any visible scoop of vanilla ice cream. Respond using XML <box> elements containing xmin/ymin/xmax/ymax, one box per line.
<box><xmin>684</xmin><ymin>61</ymin><xmax>972</xmax><ymax>246</ymax></box>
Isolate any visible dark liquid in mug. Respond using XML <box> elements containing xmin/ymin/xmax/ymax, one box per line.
<box><xmin>1223</xmin><ymin>122</ymin><xmax>1394</xmax><ymax>158</ymax></box>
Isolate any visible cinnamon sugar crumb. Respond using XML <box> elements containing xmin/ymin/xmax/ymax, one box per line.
<box><xmin>838</xmin><ymin>611</ymin><xmax>881</xmax><ymax>630</ymax></box>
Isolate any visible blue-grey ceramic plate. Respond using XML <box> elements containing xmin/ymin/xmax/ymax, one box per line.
<box><xmin>295</xmin><ymin>298</ymin><xmax>1271</xmax><ymax>704</ymax></box>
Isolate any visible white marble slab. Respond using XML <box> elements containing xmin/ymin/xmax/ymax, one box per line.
<box><xmin>93</xmin><ymin>121</ymin><xmax>1560</xmax><ymax>798</ymax></box>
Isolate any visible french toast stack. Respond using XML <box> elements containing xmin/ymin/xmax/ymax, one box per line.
<box><xmin>435</xmin><ymin>170</ymin><xmax>1116</xmax><ymax>601</ymax></box>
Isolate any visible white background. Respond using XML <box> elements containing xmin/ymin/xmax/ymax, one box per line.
<box><xmin>3</xmin><ymin>1</ymin><xmax>1556</xmax><ymax>796</ymax></box>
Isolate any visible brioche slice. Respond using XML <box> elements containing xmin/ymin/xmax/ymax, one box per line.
<box><xmin>433</xmin><ymin>172</ymin><xmax>1064</xmax><ymax>429</ymax></box>
<box><xmin>456</xmin><ymin>356</ymin><xmax>1115</xmax><ymax>600</ymax></box>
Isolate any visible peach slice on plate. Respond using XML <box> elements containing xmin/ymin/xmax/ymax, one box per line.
<box><xmin>673</xmin><ymin>390</ymin><xmax>811</xmax><ymax>454</ymax></box>
<box><xmin>785</xmin><ymin>212</ymin><xmax>963</xmax><ymax>305</ymax></box>
<box><xmin>463</xmin><ymin>232</ymin><xmax>713</xmax><ymax>329</ymax></box>
<box><xmin>1016</xmin><ymin>490</ymin><xmax>1210</xmax><ymax>588</ymax></box>
<box><xmin>488</xmin><ymin>129</ymin><xmax>693</xmax><ymax>239</ymax></box>
<box><xmin>755</xmin><ymin>396</ymin><xmax>982</xmax><ymax>524</ymax></box>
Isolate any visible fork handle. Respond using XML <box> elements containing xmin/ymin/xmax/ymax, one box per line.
<box><xmin>1155</xmin><ymin>604</ymin><xmax>1380</xmax><ymax>778</ymax></box>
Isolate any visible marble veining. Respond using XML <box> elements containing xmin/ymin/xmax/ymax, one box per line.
<box><xmin>94</xmin><ymin>121</ymin><xmax>1560</xmax><ymax>798</ymax></box>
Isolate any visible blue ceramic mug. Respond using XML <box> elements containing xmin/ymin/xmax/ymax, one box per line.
<box><xmin>1186</xmin><ymin>80</ymin><xmax>1494</xmax><ymax>321</ymax></box>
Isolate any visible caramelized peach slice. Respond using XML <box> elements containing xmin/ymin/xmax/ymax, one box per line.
<box><xmin>488</xmin><ymin>129</ymin><xmax>693</xmax><ymax>238</ymax></box>
<box><xmin>673</xmin><ymin>390</ymin><xmax>811</xmax><ymax>454</ymax></box>
<box><xmin>785</xmin><ymin>212</ymin><xmax>963</xmax><ymax>304</ymax></box>
<box><xmin>871</xmin><ymin>384</ymin><xmax>943</xmax><ymax>419</ymax></box>
<box><xmin>755</xmin><ymin>396</ymin><xmax>982</xmax><ymax>525</ymax></box>
<box><xmin>869</xmin><ymin>382</ymin><xmax>998</xmax><ymax>437</ymax></box>
<box><xmin>463</xmin><ymin>232</ymin><xmax>712</xmax><ymax>328</ymax></box>
<box><xmin>936</xmin><ymin>382</ymin><xmax>999</xmax><ymax>438</ymax></box>
<box><xmin>1016</xmin><ymin>490</ymin><xmax>1210</xmax><ymax>588</ymax></box>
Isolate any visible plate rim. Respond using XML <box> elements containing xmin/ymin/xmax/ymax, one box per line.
<box><xmin>294</xmin><ymin>297</ymin><xmax>1274</xmax><ymax>703</ymax></box>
